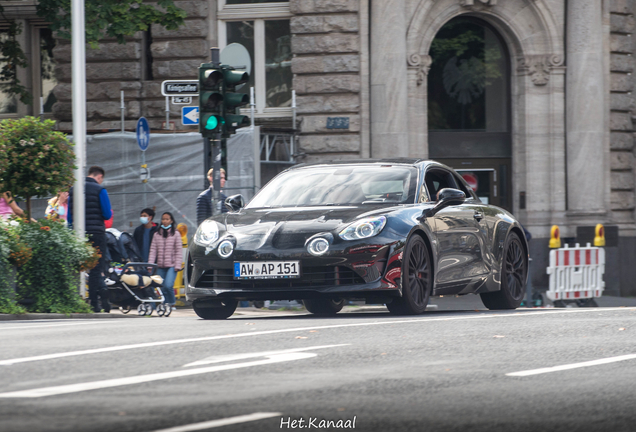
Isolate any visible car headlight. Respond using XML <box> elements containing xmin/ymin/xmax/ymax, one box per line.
<box><xmin>339</xmin><ymin>216</ymin><xmax>387</xmax><ymax>241</ymax></box>
<box><xmin>194</xmin><ymin>220</ymin><xmax>219</xmax><ymax>247</ymax></box>
<box><xmin>217</xmin><ymin>239</ymin><xmax>234</xmax><ymax>258</ymax></box>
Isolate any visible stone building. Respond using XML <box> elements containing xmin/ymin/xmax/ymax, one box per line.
<box><xmin>2</xmin><ymin>0</ymin><xmax>636</xmax><ymax>294</ymax></box>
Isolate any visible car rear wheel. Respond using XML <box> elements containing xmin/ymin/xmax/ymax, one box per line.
<box><xmin>303</xmin><ymin>298</ymin><xmax>345</xmax><ymax>316</ymax></box>
<box><xmin>387</xmin><ymin>235</ymin><xmax>432</xmax><ymax>315</ymax></box>
<box><xmin>480</xmin><ymin>231</ymin><xmax>527</xmax><ymax>310</ymax></box>
<box><xmin>193</xmin><ymin>299</ymin><xmax>238</xmax><ymax>320</ymax></box>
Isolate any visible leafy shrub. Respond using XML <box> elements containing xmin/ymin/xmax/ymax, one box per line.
<box><xmin>0</xmin><ymin>117</ymin><xmax>75</xmax><ymax>217</ymax></box>
<box><xmin>14</xmin><ymin>219</ymin><xmax>98</xmax><ymax>314</ymax></box>
<box><xmin>0</xmin><ymin>220</ymin><xmax>26</xmax><ymax>314</ymax></box>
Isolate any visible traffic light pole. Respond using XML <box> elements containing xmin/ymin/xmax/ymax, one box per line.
<box><xmin>211</xmin><ymin>133</ymin><xmax>222</xmax><ymax>216</ymax></box>
<box><xmin>207</xmin><ymin>48</ymin><xmax>222</xmax><ymax>216</ymax></box>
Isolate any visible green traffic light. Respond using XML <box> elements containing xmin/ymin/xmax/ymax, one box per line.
<box><xmin>205</xmin><ymin>115</ymin><xmax>218</xmax><ymax>130</ymax></box>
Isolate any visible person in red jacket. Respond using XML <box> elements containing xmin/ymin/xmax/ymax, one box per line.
<box><xmin>148</xmin><ymin>212</ymin><xmax>183</xmax><ymax>310</ymax></box>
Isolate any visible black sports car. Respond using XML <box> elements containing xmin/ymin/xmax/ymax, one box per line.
<box><xmin>185</xmin><ymin>159</ymin><xmax>528</xmax><ymax>319</ymax></box>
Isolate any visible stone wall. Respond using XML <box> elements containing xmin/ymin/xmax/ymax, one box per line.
<box><xmin>609</xmin><ymin>0</ymin><xmax>636</xmax><ymax>227</ymax></box>
<box><xmin>290</xmin><ymin>0</ymin><xmax>362</xmax><ymax>162</ymax></box>
<box><xmin>52</xmin><ymin>0</ymin><xmax>208</xmax><ymax>132</ymax></box>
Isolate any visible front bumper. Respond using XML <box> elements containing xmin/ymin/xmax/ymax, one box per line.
<box><xmin>186</xmin><ymin>237</ymin><xmax>403</xmax><ymax>302</ymax></box>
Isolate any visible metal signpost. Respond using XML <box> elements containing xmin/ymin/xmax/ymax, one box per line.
<box><xmin>136</xmin><ymin>117</ymin><xmax>150</xmax><ymax>207</ymax></box>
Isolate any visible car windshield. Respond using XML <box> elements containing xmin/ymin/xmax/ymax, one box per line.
<box><xmin>247</xmin><ymin>165</ymin><xmax>419</xmax><ymax>208</ymax></box>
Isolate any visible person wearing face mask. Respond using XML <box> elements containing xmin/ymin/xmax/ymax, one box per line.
<box><xmin>133</xmin><ymin>208</ymin><xmax>159</xmax><ymax>263</ymax></box>
<box><xmin>147</xmin><ymin>212</ymin><xmax>182</xmax><ymax>311</ymax></box>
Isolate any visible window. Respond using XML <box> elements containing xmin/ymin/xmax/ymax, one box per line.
<box><xmin>0</xmin><ymin>24</ymin><xmax>57</xmax><ymax>117</ymax></box>
<box><xmin>38</xmin><ymin>28</ymin><xmax>57</xmax><ymax>113</ymax></box>
<box><xmin>218</xmin><ymin>1</ymin><xmax>292</xmax><ymax>117</ymax></box>
<box><xmin>428</xmin><ymin>17</ymin><xmax>509</xmax><ymax>132</ymax></box>
<box><xmin>0</xmin><ymin>32</ymin><xmax>18</xmax><ymax>114</ymax></box>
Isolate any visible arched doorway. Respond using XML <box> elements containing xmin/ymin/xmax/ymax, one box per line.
<box><xmin>427</xmin><ymin>17</ymin><xmax>512</xmax><ymax>212</ymax></box>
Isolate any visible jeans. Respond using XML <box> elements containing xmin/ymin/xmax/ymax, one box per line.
<box><xmin>88</xmin><ymin>232</ymin><xmax>110</xmax><ymax>312</ymax></box>
<box><xmin>156</xmin><ymin>267</ymin><xmax>176</xmax><ymax>306</ymax></box>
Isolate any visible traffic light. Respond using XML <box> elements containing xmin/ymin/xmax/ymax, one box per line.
<box><xmin>199</xmin><ymin>63</ymin><xmax>224</xmax><ymax>138</ymax></box>
<box><xmin>221</xmin><ymin>69</ymin><xmax>250</xmax><ymax>137</ymax></box>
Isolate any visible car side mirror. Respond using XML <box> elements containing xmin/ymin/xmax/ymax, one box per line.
<box><xmin>422</xmin><ymin>188</ymin><xmax>466</xmax><ymax>218</ymax></box>
<box><xmin>224</xmin><ymin>194</ymin><xmax>245</xmax><ymax>212</ymax></box>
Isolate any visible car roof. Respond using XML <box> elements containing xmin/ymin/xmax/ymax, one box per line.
<box><xmin>291</xmin><ymin>158</ymin><xmax>433</xmax><ymax>169</ymax></box>
<box><xmin>289</xmin><ymin>159</ymin><xmax>461</xmax><ymax>175</ymax></box>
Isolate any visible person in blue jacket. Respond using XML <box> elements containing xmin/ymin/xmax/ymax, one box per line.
<box><xmin>68</xmin><ymin>166</ymin><xmax>113</xmax><ymax>312</ymax></box>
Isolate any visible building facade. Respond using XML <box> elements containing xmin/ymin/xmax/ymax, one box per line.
<box><xmin>2</xmin><ymin>0</ymin><xmax>636</xmax><ymax>294</ymax></box>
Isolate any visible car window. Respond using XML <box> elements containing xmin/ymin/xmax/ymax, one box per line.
<box><xmin>452</xmin><ymin>172</ymin><xmax>476</xmax><ymax>199</ymax></box>
<box><xmin>423</xmin><ymin>169</ymin><xmax>458</xmax><ymax>202</ymax></box>
<box><xmin>246</xmin><ymin>166</ymin><xmax>419</xmax><ymax>208</ymax></box>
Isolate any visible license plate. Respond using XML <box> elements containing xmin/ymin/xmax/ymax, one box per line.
<box><xmin>234</xmin><ymin>261</ymin><xmax>301</xmax><ymax>279</ymax></box>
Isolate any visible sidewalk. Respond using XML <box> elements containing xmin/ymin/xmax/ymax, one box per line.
<box><xmin>4</xmin><ymin>294</ymin><xmax>635</xmax><ymax>320</ymax></box>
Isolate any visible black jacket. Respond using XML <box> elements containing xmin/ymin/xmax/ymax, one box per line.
<box><xmin>133</xmin><ymin>223</ymin><xmax>159</xmax><ymax>255</ymax></box>
<box><xmin>196</xmin><ymin>187</ymin><xmax>227</xmax><ymax>226</ymax></box>
<box><xmin>68</xmin><ymin>177</ymin><xmax>108</xmax><ymax>234</ymax></box>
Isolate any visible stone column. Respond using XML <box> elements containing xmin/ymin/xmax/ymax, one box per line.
<box><xmin>566</xmin><ymin>1</ymin><xmax>606</xmax><ymax>214</ymax></box>
<box><xmin>370</xmin><ymin>0</ymin><xmax>409</xmax><ymax>158</ymax></box>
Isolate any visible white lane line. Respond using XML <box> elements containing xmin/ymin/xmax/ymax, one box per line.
<box><xmin>0</xmin><ymin>348</ymin><xmax>334</xmax><ymax>398</ymax></box>
<box><xmin>0</xmin><ymin>307</ymin><xmax>633</xmax><ymax>366</ymax></box>
<box><xmin>151</xmin><ymin>412</ymin><xmax>282</xmax><ymax>432</ymax></box>
<box><xmin>507</xmin><ymin>353</ymin><xmax>636</xmax><ymax>377</ymax></box>
<box><xmin>0</xmin><ymin>321</ymin><xmax>118</xmax><ymax>330</ymax></box>
<box><xmin>183</xmin><ymin>344</ymin><xmax>349</xmax><ymax>367</ymax></box>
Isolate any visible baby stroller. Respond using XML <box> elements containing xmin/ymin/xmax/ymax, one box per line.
<box><xmin>104</xmin><ymin>231</ymin><xmax>171</xmax><ymax>317</ymax></box>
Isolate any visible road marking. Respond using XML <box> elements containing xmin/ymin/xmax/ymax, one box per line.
<box><xmin>0</xmin><ymin>347</ymin><xmax>336</xmax><ymax>398</ymax></box>
<box><xmin>183</xmin><ymin>344</ymin><xmax>349</xmax><ymax>367</ymax></box>
<box><xmin>507</xmin><ymin>353</ymin><xmax>636</xmax><ymax>377</ymax></box>
<box><xmin>0</xmin><ymin>307</ymin><xmax>633</xmax><ymax>366</ymax></box>
<box><xmin>151</xmin><ymin>412</ymin><xmax>282</xmax><ymax>432</ymax></box>
<box><xmin>0</xmin><ymin>321</ymin><xmax>117</xmax><ymax>330</ymax></box>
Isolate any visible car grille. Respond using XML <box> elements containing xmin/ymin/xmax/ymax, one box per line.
<box><xmin>271</xmin><ymin>232</ymin><xmax>311</xmax><ymax>249</ymax></box>
<box><xmin>196</xmin><ymin>266</ymin><xmax>365</xmax><ymax>290</ymax></box>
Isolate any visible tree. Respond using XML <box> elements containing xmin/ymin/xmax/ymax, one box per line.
<box><xmin>0</xmin><ymin>117</ymin><xmax>76</xmax><ymax>217</ymax></box>
<box><xmin>0</xmin><ymin>0</ymin><xmax>186</xmax><ymax>105</ymax></box>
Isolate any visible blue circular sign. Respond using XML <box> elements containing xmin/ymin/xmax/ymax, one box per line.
<box><xmin>136</xmin><ymin>117</ymin><xmax>150</xmax><ymax>151</ymax></box>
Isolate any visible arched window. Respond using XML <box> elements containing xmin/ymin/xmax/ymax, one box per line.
<box><xmin>428</xmin><ymin>17</ymin><xmax>512</xmax><ymax>211</ymax></box>
<box><xmin>429</xmin><ymin>17</ymin><xmax>509</xmax><ymax>133</ymax></box>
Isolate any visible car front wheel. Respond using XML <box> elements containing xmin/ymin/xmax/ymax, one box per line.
<box><xmin>387</xmin><ymin>235</ymin><xmax>432</xmax><ymax>315</ymax></box>
<box><xmin>480</xmin><ymin>231</ymin><xmax>527</xmax><ymax>310</ymax></box>
<box><xmin>193</xmin><ymin>299</ymin><xmax>238</xmax><ymax>320</ymax></box>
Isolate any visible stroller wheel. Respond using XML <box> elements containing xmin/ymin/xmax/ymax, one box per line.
<box><xmin>120</xmin><ymin>306</ymin><xmax>131</xmax><ymax>314</ymax></box>
<box><xmin>156</xmin><ymin>304</ymin><xmax>166</xmax><ymax>317</ymax></box>
<box><xmin>144</xmin><ymin>303</ymin><xmax>153</xmax><ymax>316</ymax></box>
<box><xmin>137</xmin><ymin>304</ymin><xmax>146</xmax><ymax>316</ymax></box>
<box><xmin>164</xmin><ymin>305</ymin><xmax>173</xmax><ymax>317</ymax></box>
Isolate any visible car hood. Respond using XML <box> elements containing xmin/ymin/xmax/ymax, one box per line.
<box><xmin>211</xmin><ymin>205</ymin><xmax>414</xmax><ymax>250</ymax></box>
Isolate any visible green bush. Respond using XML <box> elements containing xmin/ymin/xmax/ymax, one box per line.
<box><xmin>14</xmin><ymin>219</ymin><xmax>98</xmax><ymax>314</ymax></box>
<box><xmin>0</xmin><ymin>116</ymin><xmax>75</xmax><ymax>217</ymax></box>
<box><xmin>0</xmin><ymin>220</ymin><xmax>26</xmax><ymax>314</ymax></box>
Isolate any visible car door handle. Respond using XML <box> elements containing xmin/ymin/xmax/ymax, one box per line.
<box><xmin>473</xmin><ymin>211</ymin><xmax>483</xmax><ymax>222</ymax></box>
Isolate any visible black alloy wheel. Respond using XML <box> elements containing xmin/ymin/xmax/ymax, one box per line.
<box><xmin>303</xmin><ymin>298</ymin><xmax>345</xmax><ymax>316</ymax></box>
<box><xmin>387</xmin><ymin>235</ymin><xmax>432</xmax><ymax>315</ymax></box>
<box><xmin>480</xmin><ymin>231</ymin><xmax>527</xmax><ymax>310</ymax></box>
<box><xmin>193</xmin><ymin>299</ymin><xmax>238</xmax><ymax>320</ymax></box>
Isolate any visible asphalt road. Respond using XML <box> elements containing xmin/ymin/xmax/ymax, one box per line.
<box><xmin>1</xmin><ymin>299</ymin><xmax>636</xmax><ymax>432</ymax></box>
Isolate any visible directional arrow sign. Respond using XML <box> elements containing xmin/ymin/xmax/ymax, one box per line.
<box><xmin>182</xmin><ymin>106</ymin><xmax>199</xmax><ymax>125</ymax></box>
<box><xmin>161</xmin><ymin>80</ymin><xmax>198</xmax><ymax>97</ymax></box>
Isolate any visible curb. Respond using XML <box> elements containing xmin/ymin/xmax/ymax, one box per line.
<box><xmin>0</xmin><ymin>312</ymin><xmax>143</xmax><ymax>321</ymax></box>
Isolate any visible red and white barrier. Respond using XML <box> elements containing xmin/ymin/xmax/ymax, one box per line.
<box><xmin>546</xmin><ymin>243</ymin><xmax>605</xmax><ymax>301</ymax></box>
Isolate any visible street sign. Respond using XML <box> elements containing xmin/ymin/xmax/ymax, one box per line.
<box><xmin>182</xmin><ymin>106</ymin><xmax>199</xmax><ymax>125</ymax></box>
<box><xmin>136</xmin><ymin>117</ymin><xmax>150</xmax><ymax>151</ymax></box>
<box><xmin>161</xmin><ymin>80</ymin><xmax>198</xmax><ymax>97</ymax></box>
<box><xmin>172</xmin><ymin>96</ymin><xmax>192</xmax><ymax>104</ymax></box>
